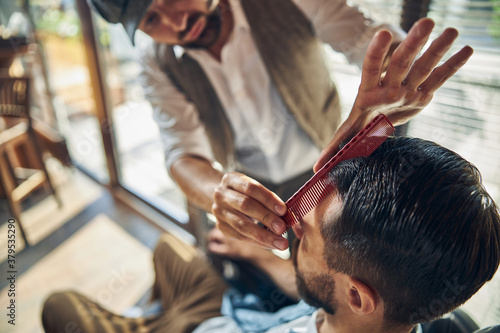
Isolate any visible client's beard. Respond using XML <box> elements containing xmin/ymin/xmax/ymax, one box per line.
<box><xmin>180</xmin><ymin>8</ymin><xmax>222</xmax><ymax>49</ymax></box>
<box><xmin>292</xmin><ymin>239</ymin><xmax>338</xmax><ymax>315</ymax></box>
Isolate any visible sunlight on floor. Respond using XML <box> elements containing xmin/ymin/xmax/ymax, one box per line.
<box><xmin>0</xmin><ymin>214</ymin><xmax>154</xmax><ymax>333</ymax></box>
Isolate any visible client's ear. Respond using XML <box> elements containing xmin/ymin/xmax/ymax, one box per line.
<box><xmin>345</xmin><ymin>276</ymin><xmax>379</xmax><ymax>315</ymax></box>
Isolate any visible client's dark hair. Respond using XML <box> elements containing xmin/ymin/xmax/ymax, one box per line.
<box><xmin>321</xmin><ymin>137</ymin><xmax>500</xmax><ymax>326</ymax></box>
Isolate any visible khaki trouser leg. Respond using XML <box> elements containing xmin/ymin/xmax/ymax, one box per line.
<box><xmin>42</xmin><ymin>233</ymin><xmax>228</xmax><ymax>333</ymax></box>
<box><xmin>149</xmin><ymin>233</ymin><xmax>228</xmax><ymax>332</ymax></box>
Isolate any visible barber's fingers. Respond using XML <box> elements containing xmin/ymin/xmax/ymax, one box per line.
<box><xmin>212</xmin><ymin>172</ymin><xmax>289</xmax><ymax>249</ymax></box>
<box><xmin>217</xmin><ymin>172</ymin><xmax>287</xmax><ymax>231</ymax></box>
<box><xmin>315</xmin><ymin>20</ymin><xmax>473</xmax><ymax>173</ymax></box>
<box><xmin>382</xmin><ymin>18</ymin><xmax>435</xmax><ymax>88</ymax></box>
<box><xmin>403</xmin><ymin>27</ymin><xmax>458</xmax><ymax>90</ymax></box>
<box><xmin>212</xmin><ymin>206</ymin><xmax>289</xmax><ymax>250</ymax></box>
<box><xmin>417</xmin><ymin>45</ymin><xmax>473</xmax><ymax>93</ymax></box>
<box><xmin>221</xmin><ymin>173</ymin><xmax>288</xmax><ymax>216</ymax></box>
<box><xmin>358</xmin><ymin>30</ymin><xmax>393</xmax><ymax>91</ymax></box>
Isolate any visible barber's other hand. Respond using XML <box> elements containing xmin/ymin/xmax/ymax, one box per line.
<box><xmin>207</xmin><ymin>227</ymin><xmax>271</xmax><ymax>261</ymax></box>
<box><xmin>314</xmin><ymin>18</ymin><xmax>473</xmax><ymax>172</ymax></box>
<box><xmin>212</xmin><ymin>172</ymin><xmax>289</xmax><ymax>250</ymax></box>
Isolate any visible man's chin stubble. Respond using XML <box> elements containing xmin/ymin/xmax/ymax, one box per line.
<box><xmin>291</xmin><ymin>239</ymin><xmax>337</xmax><ymax>315</ymax></box>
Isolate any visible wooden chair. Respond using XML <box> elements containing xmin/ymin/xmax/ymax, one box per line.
<box><xmin>0</xmin><ymin>76</ymin><xmax>61</xmax><ymax>246</ymax></box>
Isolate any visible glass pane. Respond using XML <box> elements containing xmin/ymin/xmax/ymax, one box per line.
<box><xmin>92</xmin><ymin>17</ymin><xmax>189</xmax><ymax>222</ymax></box>
<box><xmin>416</xmin><ymin>0</ymin><xmax>500</xmax><ymax>204</ymax></box>
<box><xmin>332</xmin><ymin>0</ymin><xmax>500</xmax><ymax>205</ymax></box>
<box><xmin>31</xmin><ymin>0</ymin><xmax>108</xmax><ymax>182</ymax></box>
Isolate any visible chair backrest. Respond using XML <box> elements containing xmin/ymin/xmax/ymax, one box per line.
<box><xmin>474</xmin><ymin>327</ymin><xmax>500</xmax><ymax>333</ymax></box>
<box><xmin>0</xmin><ymin>76</ymin><xmax>30</xmax><ymax>119</ymax></box>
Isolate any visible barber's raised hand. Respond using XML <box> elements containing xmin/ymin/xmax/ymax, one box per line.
<box><xmin>314</xmin><ymin>18</ymin><xmax>473</xmax><ymax>172</ymax></box>
<box><xmin>212</xmin><ymin>172</ymin><xmax>289</xmax><ymax>250</ymax></box>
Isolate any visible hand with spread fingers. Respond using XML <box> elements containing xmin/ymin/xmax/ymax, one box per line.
<box><xmin>212</xmin><ymin>172</ymin><xmax>289</xmax><ymax>251</ymax></box>
<box><xmin>314</xmin><ymin>18</ymin><xmax>473</xmax><ymax>172</ymax></box>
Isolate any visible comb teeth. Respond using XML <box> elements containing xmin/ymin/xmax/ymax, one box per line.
<box><xmin>283</xmin><ymin>180</ymin><xmax>333</xmax><ymax>228</ymax></box>
<box><xmin>283</xmin><ymin>114</ymin><xmax>395</xmax><ymax>231</ymax></box>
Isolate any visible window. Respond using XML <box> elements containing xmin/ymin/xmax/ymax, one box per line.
<box><xmin>30</xmin><ymin>0</ymin><xmax>108</xmax><ymax>182</ymax></box>
<box><xmin>332</xmin><ymin>0</ymin><xmax>500</xmax><ymax>204</ymax></box>
<box><xmin>90</xmin><ymin>15</ymin><xmax>189</xmax><ymax>223</ymax></box>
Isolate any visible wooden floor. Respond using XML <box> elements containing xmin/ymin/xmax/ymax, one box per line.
<box><xmin>0</xmin><ymin>166</ymin><xmax>165</xmax><ymax>333</ymax></box>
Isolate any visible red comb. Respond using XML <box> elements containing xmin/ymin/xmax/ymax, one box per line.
<box><xmin>283</xmin><ymin>114</ymin><xmax>395</xmax><ymax>231</ymax></box>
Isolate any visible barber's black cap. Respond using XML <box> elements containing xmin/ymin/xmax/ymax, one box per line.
<box><xmin>88</xmin><ymin>0</ymin><xmax>153</xmax><ymax>45</ymax></box>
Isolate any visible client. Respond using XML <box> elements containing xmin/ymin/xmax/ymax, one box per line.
<box><xmin>42</xmin><ymin>137</ymin><xmax>500</xmax><ymax>333</ymax></box>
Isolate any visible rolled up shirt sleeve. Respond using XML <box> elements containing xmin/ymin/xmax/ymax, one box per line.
<box><xmin>137</xmin><ymin>39</ymin><xmax>215</xmax><ymax>174</ymax></box>
<box><xmin>295</xmin><ymin>0</ymin><xmax>406</xmax><ymax>68</ymax></box>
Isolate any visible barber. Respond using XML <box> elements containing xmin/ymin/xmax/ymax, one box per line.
<box><xmin>89</xmin><ymin>0</ymin><xmax>473</xmax><ymax>249</ymax></box>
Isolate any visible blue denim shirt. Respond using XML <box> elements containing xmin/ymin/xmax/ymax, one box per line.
<box><xmin>220</xmin><ymin>288</ymin><xmax>317</xmax><ymax>332</ymax></box>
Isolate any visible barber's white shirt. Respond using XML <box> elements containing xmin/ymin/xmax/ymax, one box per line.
<box><xmin>137</xmin><ymin>0</ymin><xmax>404</xmax><ymax>184</ymax></box>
